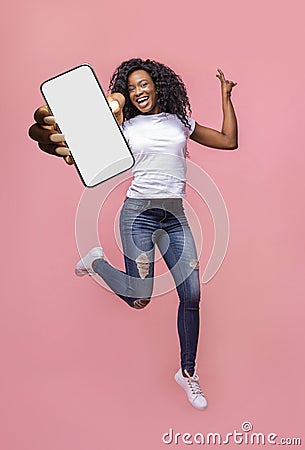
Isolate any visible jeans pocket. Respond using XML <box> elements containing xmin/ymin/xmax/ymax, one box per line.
<box><xmin>123</xmin><ymin>198</ymin><xmax>149</xmax><ymax>213</ymax></box>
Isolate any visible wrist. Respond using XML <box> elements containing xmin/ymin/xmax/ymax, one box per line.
<box><xmin>221</xmin><ymin>89</ymin><xmax>232</xmax><ymax>98</ymax></box>
<box><xmin>222</xmin><ymin>94</ymin><xmax>232</xmax><ymax>107</ymax></box>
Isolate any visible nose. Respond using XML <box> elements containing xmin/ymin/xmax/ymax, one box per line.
<box><xmin>135</xmin><ymin>86</ymin><xmax>144</xmax><ymax>96</ymax></box>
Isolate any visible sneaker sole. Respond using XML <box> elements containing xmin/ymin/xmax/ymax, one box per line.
<box><xmin>75</xmin><ymin>265</ymin><xmax>94</xmax><ymax>277</ymax></box>
<box><xmin>174</xmin><ymin>373</ymin><xmax>208</xmax><ymax>410</ymax></box>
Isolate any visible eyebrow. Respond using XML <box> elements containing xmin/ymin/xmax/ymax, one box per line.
<box><xmin>127</xmin><ymin>79</ymin><xmax>149</xmax><ymax>86</ymax></box>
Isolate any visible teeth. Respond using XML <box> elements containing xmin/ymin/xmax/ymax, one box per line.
<box><xmin>137</xmin><ymin>97</ymin><xmax>149</xmax><ymax>104</ymax></box>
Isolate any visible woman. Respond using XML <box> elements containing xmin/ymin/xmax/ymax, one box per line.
<box><xmin>29</xmin><ymin>58</ymin><xmax>238</xmax><ymax>410</ymax></box>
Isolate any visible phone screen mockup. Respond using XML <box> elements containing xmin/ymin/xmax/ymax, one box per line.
<box><xmin>40</xmin><ymin>64</ymin><xmax>134</xmax><ymax>187</ymax></box>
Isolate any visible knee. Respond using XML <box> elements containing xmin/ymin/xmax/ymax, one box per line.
<box><xmin>180</xmin><ymin>281</ymin><xmax>201</xmax><ymax>309</ymax></box>
<box><xmin>133</xmin><ymin>299</ymin><xmax>151</xmax><ymax>310</ymax></box>
<box><xmin>185</xmin><ymin>299</ymin><xmax>200</xmax><ymax>311</ymax></box>
<box><xmin>187</xmin><ymin>267</ymin><xmax>201</xmax><ymax>305</ymax></box>
<box><xmin>135</xmin><ymin>253</ymin><xmax>150</xmax><ymax>279</ymax></box>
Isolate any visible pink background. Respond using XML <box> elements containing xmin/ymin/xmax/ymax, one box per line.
<box><xmin>1</xmin><ymin>0</ymin><xmax>304</xmax><ymax>448</ymax></box>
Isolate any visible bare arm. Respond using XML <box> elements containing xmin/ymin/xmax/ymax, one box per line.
<box><xmin>190</xmin><ymin>69</ymin><xmax>238</xmax><ymax>150</ymax></box>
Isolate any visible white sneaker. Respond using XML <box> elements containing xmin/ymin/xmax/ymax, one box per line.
<box><xmin>75</xmin><ymin>247</ymin><xmax>104</xmax><ymax>276</ymax></box>
<box><xmin>175</xmin><ymin>368</ymin><xmax>208</xmax><ymax>410</ymax></box>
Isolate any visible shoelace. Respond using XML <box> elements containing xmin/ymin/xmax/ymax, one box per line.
<box><xmin>78</xmin><ymin>267</ymin><xmax>93</xmax><ymax>273</ymax></box>
<box><xmin>184</xmin><ymin>370</ymin><xmax>204</xmax><ymax>396</ymax></box>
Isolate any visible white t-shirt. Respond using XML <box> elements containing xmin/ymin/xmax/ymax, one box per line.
<box><xmin>122</xmin><ymin>112</ymin><xmax>196</xmax><ymax>198</ymax></box>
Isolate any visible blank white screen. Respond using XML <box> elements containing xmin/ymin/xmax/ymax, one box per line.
<box><xmin>41</xmin><ymin>64</ymin><xmax>134</xmax><ymax>187</ymax></box>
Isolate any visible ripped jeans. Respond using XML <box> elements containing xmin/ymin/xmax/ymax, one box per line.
<box><xmin>92</xmin><ymin>197</ymin><xmax>201</xmax><ymax>373</ymax></box>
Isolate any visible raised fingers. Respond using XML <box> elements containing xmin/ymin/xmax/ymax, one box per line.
<box><xmin>216</xmin><ymin>68</ymin><xmax>226</xmax><ymax>81</ymax></box>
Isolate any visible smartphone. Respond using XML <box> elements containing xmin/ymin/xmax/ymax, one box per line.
<box><xmin>40</xmin><ymin>64</ymin><xmax>134</xmax><ymax>187</ymax></box>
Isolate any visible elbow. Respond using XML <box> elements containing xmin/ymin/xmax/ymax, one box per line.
<box><xmin>227</xmin><ymin>135</ymin><xmax>238</xmax><ymax>150</ymax></box>
<box><xmin>222</xmin><ymin>133</ymin><xmax>238</xmax><ymax>150</ymax></box>
<box><xmin>228</xmin><ymin>142</ymin><xmax>238</xmax><ymax>150</ymax></box>
<box><xmin>225</xmin><ymin>139</ymin><xmax>238</xmax><ymax>150</ymax></box>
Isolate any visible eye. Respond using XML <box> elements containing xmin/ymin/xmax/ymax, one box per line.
<box><xmin>140</xmin><ymin>82</ymin><xmax>148</xmax><ymax>88</ymax></box>
<box><xmin>128</xmin><ymin>86</ymin><xmax>135</xmax><ymax>92</ymax></box>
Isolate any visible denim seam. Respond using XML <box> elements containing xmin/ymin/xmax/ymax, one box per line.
<box><xmin>161</xmin><ymin>240</ymin><xmax>190</xmax><ymax>371</ymax></box>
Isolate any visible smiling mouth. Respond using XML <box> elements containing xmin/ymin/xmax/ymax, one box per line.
<box><xmin>136</xmin><ymin>96</ymin><xmax>149</xmax><ymax>107</ymax></box>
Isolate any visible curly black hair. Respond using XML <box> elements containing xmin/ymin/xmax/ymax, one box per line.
<box><xmin>108</xmin><ymin>58</ymin><xmax>192</xmax><ymax>131</ymax></box>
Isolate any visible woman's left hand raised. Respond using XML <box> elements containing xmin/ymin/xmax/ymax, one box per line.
<box><xmin>216</xmin><ymin>68</ymin><xmax>237</xmax><ymax>96</ymax></box>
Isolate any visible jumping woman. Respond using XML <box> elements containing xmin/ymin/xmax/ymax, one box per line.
<box><xmin>29</xmin><ymin>58</ymin><xmax>238</xmax><ymax>410</ymax></box>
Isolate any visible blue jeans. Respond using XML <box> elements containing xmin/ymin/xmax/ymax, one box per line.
<box><xmin>92</xmin><ymin>197</ymin><xmax>201</xmax><ymax>373</ymax></box>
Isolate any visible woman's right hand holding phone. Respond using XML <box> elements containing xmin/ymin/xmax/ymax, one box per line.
<box><xmin>28</xmin><ymin>92</ymin><xmax>125</xmax><ymax>165</ymax></box>
<box><xmin>28</xmin><ymin>105</ymin><xmax>74</xmax><ymax>165</ymax></box>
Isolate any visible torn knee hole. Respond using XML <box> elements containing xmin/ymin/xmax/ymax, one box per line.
<box><xmin>189</xmin><ymin>259</ymin><xmax>199</xmax><ymax>270</ymax></box>
<box><xmin>136</xmin><ymin>252</ymin><xmax>150</xmax><ymax>279</ymax></box>
<box><xmin>134</xmin><ymin>299</ymin><xmax>150</xmax><ymax>309</ymax></box>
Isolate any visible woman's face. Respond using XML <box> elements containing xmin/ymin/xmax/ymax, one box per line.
<box><xmin>127</xmin><ymin>70</ymin><xmax>160</xmax><ymax>115</ymax></box>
